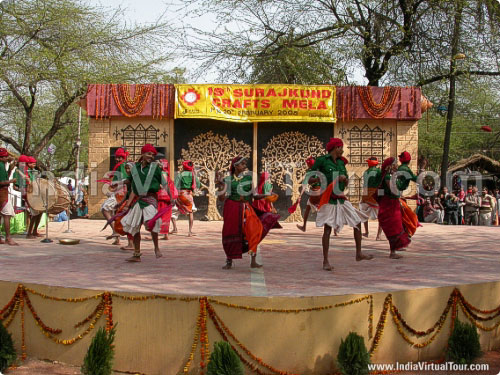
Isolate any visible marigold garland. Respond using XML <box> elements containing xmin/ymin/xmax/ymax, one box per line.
<box><xmin>74</xmin><ymin>301</ymin><xmax>105</xmax><ymax>328</ymax></box>
<box><xmin>111</xmin><ymin>84</ymin><xmax>152</xmax><ymax>117</ymax></box>
<box><xmin>183</xmin><ymin>300</ymin><xmax>203</xmax><ymax>374</ymax></box>
<box><xmin>22</xmin><ymin>289</ymin><xmax>62</xmax><ymax>334</ymax></box>
<box><xmin>20</xmin><ymin>294</ymin><xmax>26</xmax><ymax>360</ymax></box>
<box><xmin>206</xmin><ymin>301</ymin><xmax>299</xmax><ymax>375</ymax></box>
<box><xmin>358</xmin><ymin>86</ymin><xmax>400</xmax><ymax>119</ymax></box>
<box><xmin>369</xmin><ymin>294</ymin><xmax>391</xmax><ymax>355</ymax></box>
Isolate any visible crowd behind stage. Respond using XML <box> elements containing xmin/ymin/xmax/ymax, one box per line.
<box><xmin>418</xmin><ymin>185</ymin><xmax>499</xmax><ymax>226</ymax></box>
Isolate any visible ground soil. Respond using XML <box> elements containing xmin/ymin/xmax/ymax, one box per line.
<box><xmin>4</xmin><ymin>351</ymin><xmax>500</xmax><ymax>375</ymax></box>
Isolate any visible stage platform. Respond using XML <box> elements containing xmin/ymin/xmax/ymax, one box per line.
<box><xmin>1</xmin><ymin>220</ymin><xmax>500</xmax><ymax>374</ymax></box>
<box><xmin>1</xmin><ymin>219</ymin><xmax>499</xmax><ymax>297</ymax></box>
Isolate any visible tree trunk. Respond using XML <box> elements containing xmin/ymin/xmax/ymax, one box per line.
<box><xmin>440</xmin><ymin>0</ymin><xmax>464</xmax><ymax>188</ymax></box>
<box><xmin>206</xmin><ymin>174</ymin><xmax>222</xmax><ymax>221</ymax></box>
<box><xmin>285</xmin><ymin>183</ymin><xmax>302</xmax><ymax>222</ymax></box>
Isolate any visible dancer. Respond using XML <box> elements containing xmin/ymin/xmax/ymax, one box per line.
<box><xmin>311</xmin><ymin>138</ymin><xmax>372</xmax><ymax>271</ymax></box>
<box><xmin>216</xmin><ymin>156</ymin><xmax>280</xmax><ymax>269</ymax></box>
<box><xmin>157</xmin><ymin>159</ymin><xmax>177</xmax><ymax>240</ymax></box>
<box><xmin>359</xmin><ymin>157</ymin><xmax>383</xmax><ymax>240</ymax></box>
<box><xmin>175</xmin><ymin>160</ymin><xmax>200</xmax><ymax>237</ymax></box>
<box><xmin>121</xmin><ymin>144</ymin><xmax>171</xmax><ymax>262</ymax></box>
<box><xmin>377</xmin><ymin>157</ymin><xmax>412</xmax><ymax>258</ymax></box>
<box><xmin>296</xmin><ymin>157</ymin><xmax>321</xmax><ymax>232</ymax></box>
<box><xmin>396</xmin><ymin>151</ymin><xmax>420</xmax><ymax>236</ymax></box>
<box><xmin>252</xmin><ymin>172</ymin><xmax>282</xmax><ymax>229</ymax></box>
<box><xmin>0</xmin><ymin>148</ymin><xmax>18</xmax><ymax>245</ymax></box>
<box><xmin>102</xmin><ymin>148</ymin><xmax>129</xmax><ymax>245</ymax></box>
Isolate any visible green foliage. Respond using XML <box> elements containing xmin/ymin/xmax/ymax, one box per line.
<box><xmin>207</xmin><ymin>341</ymin><xmax>244</xmax><ymax>375</ymax></box>
<box><xmin>337</xmin><ymin>332</ymin><xmax>370</xmax><ymax>375</ymax></box>
<box><xmin>446</xmin><ymin>319</ymin><xmax>481</xmax><ymax>365</ymax></box>
<box><xmin>419</xmin><ymin>78</ymin><xmax>500</xmax><ymax>173</ymax></box>
<box><xmin>0</xmin><ymin>320</ymin><xmax>17</xmax><ymax>372</ymax></box>
<box><xmin>81</xmin><ymin>326</ymin><xmax>116</xmax><ymax>375</ymax></box>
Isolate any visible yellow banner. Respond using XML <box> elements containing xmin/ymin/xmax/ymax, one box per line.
<box><xmin>175</xmin><ymin>84</ymin><xmax>336</xmax><ymax>122</ymax></box>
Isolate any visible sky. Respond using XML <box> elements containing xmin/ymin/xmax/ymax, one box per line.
<box><xmin>87</xmin><ymin>0</ymin><xmax>218</xmax><ymax>82</ymax></box>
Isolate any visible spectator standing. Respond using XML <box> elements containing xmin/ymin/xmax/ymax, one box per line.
<box><xmin>444</xmin><ymin>193</ymin><xmax>459</xmax><ymax>225</ymax></box>
<box><xmin>431</xmin><ymin>190</ymin><xmax>445</xmax><ymax>224</ymax></box>
<box><xmin>479</xmin><ymin>187</ymin><xmax>496</xmax><ymax>226</ymax></box>
<box><xmin>464</xmin><ymin>185</ymin><xmax>481</xmax><ymax>225</ymax></box>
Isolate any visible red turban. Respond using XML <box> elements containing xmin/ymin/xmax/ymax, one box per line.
<box><xmin>326</xmin><ymin>138</ymin><xmax>343</xmax><ymax>152</ymax></box>
<box><xmin>0</xmin><ymin>148</ymin><xmax>9</xmax><ymax>157</ymax></box>
<box><xmin>381</xmin><ymin>157</ymin><xmax>396</xmax><ymax>171</ymax></box>
<box><xmin>366</xmin><ymin>157</ymin><xmax>379</xmax><ymax>167</ymax></box>
<box><xmin>182</xmin><ymin>160</ymin><xmax>194</xmax><ymax>171</ymax></box>
<box><xmin>306</xmin><ymin>157</ymin><xmax>315</xmax><ymax>168</ymax></box>
<box><xmin>19</xmin><ymin>155</ymin><xmax>30</xmax><ymax>163</ymax></box>
<box><xmin>115</xmin><ymin>148</ymin><xmax>129</xmax><ymax>159</ymax></box>
<box><xmin>141</xmin><ymin>144</ymin><xmax>157</xmax><ymax>155</ymax></box>
<box><xmin>230</xmin><ymin>156</ymin><xmax>246</xmax><ymax>174</ymax></box>
<box><xmin>27</xmin><ymin>156</ymin><xmax>36</xmax><ymax>163</ymax></box>
<box><xmin>398</xmin><ymin>151</ymin><xmax>411</xmax><ymax>164</ymax></box>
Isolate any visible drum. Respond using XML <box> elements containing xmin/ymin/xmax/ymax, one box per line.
<box><xmin>49</xmin><ymin>180</ymin><xmax>71</xmax><ymax>215</ymax></box>
<box><xmin>26</xmin><ymin>178</ymin><xmax>71</xmax><ymax>214</ymax></box>
<box><xmin>26</xmin><ymin>178</ymin><xmax>58</xmax><ymax>212</ymax></box>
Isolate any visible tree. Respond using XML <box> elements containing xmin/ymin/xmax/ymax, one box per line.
<box><xmin>0</xmin><ymin>0</ymin><xmax>178</xmax><ymax>169</ymax></box>
<box><xmin>180</xmin><ymin>0</ymin><xmax>431</xmax><ymax>85</ymax></box>
<box><xmin>179</xmin><ymin>131</ymin><xmax>252</xmax><ymax>220</ymax></box>
<box><xmin>261</xmin><ymin>131</ymin><xmax>324</xmax><ymax>222</ymax></box>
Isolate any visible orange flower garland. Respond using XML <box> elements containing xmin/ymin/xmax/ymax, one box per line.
<box><xmin>369</xmin><ymin>294</ymin><xmax>391</xmax><ymax>355</ymax></box>
<box><xmin>358</xmin><ymin>86</ymin><xmax>400</xmax><ymax>119</ymax></box>
<box><xmin>111</xmin><ymin>84</ymin><xmax>152</xmax><ymax>117</ymax></box>
<box><xmin>20</xmin><ymin>293</ymin><xmax>26</xmax><ymax>360</ymax></box>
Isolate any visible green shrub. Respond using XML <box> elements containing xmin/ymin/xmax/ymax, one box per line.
<box><xmin>337</xmin><ymin>332</ymin><xmax>370</xmax><ymax>375</ymax></box>
<box><xmin>446</xmin><ymin>319</ymin><xmax>481</xmax><ymax>364</ymax></box>
<box><xmin>81</xmin><ymin>326</ymin><xmax>116</xmax><ymax>375</ymax></box>
<box><xmin>0</xmin><ymin>321</ymin><xmax>17</xmax><ymax>372</ymax></box>
<box><xmin>207</xmin><ymin>341</ymin><xmax>244</xmax><ymax>375</ymax></box>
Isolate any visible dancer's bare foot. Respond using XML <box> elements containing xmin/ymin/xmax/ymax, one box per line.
<box><xmin>143</xmin><ymin>236</ymin><xmax>152</xmax><ymax>241</ymax></box>
<box><xmin>26</xmin><ymin>234</ymin><xmax>36</xmax><ymax>239</ymax></box>
<box><xmin>169</xmin><ymin>229</ymin><xmax>177</xmax><ymax>234</ymax></box>
<box><xmin>120</xmin><ymin>246</ymin><xmax>134</xmax><ymax>251</ymax></box>
<box><xmin>112</xmin><ymin>238</ymin><xmax>120</xmax><ymax>245</ymax></box>
<box><xmin>126</xmin><ymin>254</ymin><xmax>141</xmax><ymax>262</ymax></box>
<box><xmin>397</xmin><ymin>247</ymin><xmax>407</xmax><ymax>252</ymax></box>
<box><xmin>154</xmin><ymin>249</ymin><xmax>163</xmax><ymax>258</ymax></box>
<box><xmin>161</xmin><ymin>235</ymin><xmax>169</xmax><ymax>240</ymax></box>
<box><xmin>222</xmin><ymin>259</ymin><xmax>233</xmax><ymax>269</ymax></box>
<box><xmin>356</xmin><ymin>254</ymin><xmax>374</xmax><ymax>261</ymax></box>
<box><xmin>375</xmin><ymin>236</ymin><xmax>382</xmax><ymax>241</ymax></box>
<box><xmin>188</xmin><ymin>232</ymin><xmax>195</xmax><ymax>237</ymax></box>
<box><xmin>362</xmin><ymin>233</ymin><xmax>368</xmax><ymax>238</ymax></box>
<box><xmin>333</xmin><ymin>230</ymin><xmax>338</xmax><ymax>237</ymax></box>
<box><xmin>296</xmin><ymin>224</ymin><xmax>306</xmax><ymax>232</ymax></box>
<box><xmin>323</xmin><ymin>262</ymin><xmax>333</xmax><ymax>271</ymax></box>
<box><xmin>390</xmin><ymin>253</ymin><xmax>403</xmax><ymax>259</ymax></box>
<box><xmin>250</xmin><ymin>255</ymin><xmax>262</xmax><ymax>268</ymax></box>
<box><xmin>106</xmin><ymin>234</ymin><xmax>119</xmax><ymax>240</ymax></box>
<box><xmin>6</xmin><ymin>239</ymin><xmax>19</xmax><ymax>246</ymax></box>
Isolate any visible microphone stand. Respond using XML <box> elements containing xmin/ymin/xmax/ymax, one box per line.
<box><xmin>41</xmin><ymin>186</ymin><xmax>53</xmax><ymax>243</ymax></box>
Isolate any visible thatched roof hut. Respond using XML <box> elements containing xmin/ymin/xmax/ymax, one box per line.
<box><xmin>448</xmin><ymin>154</ymin><xmax>500</xmax><ymax>174</ymax></box>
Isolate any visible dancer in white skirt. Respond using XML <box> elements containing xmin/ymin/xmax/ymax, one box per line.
<box><xmin>121</xmin><ymin>144</ymin><xmax>170</xmax><ymax>262</ymax></box>
<box><xmin>359</xmin><ymin>157</ymin><xmax>383</xmax><ymax>240</ymax></box>
<box><xmin>310</xmin><ymin>138</ymin><xmax>373</xmax><ymax>271</ymax></box>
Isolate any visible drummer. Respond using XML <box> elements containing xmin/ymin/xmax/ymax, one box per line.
<box><xmin>13</xmin><ymin>155</ymin><xmax>42</xmax><ymax>239</ymax></box>
<box><xmin>27</xmin><ymin>156</ymin><xmax>43</xmax><ymax>238</ymax></box>
<box><xmin>101</xmin><ymin>148</ymin><xmax>129</xmax><ymax>245</ymax></box>
<box><xmin>0</xmin><ymin>148</ymin><xmax>18</xmax><ymax>245</ymax></box>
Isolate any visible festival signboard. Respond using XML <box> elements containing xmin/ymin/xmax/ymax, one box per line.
<box><xmin>175</xmin><ymin>84</ymin><xmax>336</xmax><ymax>122</ymax></box>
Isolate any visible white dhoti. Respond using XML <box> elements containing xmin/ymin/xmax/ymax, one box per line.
<box><xmin>101</xmin><ymin>195</ymin><xmax>117</xmax><ymax>212</ymax></box>
<box><xmin>121</xmin><ymin>203</ymin><xmax>161</xmax><ymax>236</ymax></box>
<box><xmin>171</xmin><ymin>204</ymin><xmax>179</xmax><ymax>220</ymax></box>
<box><xmin>1</xmin><ymin>199</ymin><xmax>15</xmax><ymax>217</ymax></box>
<box><xmin>307</xmin><ymin>198</ymin><xmax>319</xmax><ymax>213</ymax></box>
<box><xmin>359</xmin><ymin>202</ymin><xmax>379</xmax><ymax>220</ymax></box>
<box><xmin>316</xmin><ymin>201</ymin><xmax>369</xmax><ymax>233</ymax></box>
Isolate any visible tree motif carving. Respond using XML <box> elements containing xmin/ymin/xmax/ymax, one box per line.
<box><xmin>179</xmin><ymin>131</ymin><xmax>252</xmax><ymax>220</ymax></box>
<box><xmin>262</xmin><ymin>131</ymin><xmax>324</xmax><ymax>222</ymax></box>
